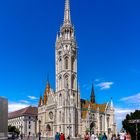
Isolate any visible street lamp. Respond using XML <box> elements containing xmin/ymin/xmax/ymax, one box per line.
<box><xmin>38</xmin><ymin>120</ymin><xmax>41</xmax><ymax>140</ymax></box>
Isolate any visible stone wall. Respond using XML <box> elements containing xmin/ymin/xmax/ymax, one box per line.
<box><xmin>0</xmin><ymin>97</ymin><xmax>8</xmax><ymax>140</ymax></box>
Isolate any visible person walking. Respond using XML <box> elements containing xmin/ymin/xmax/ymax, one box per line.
<box><xmin>60</xmin><ymin>133</ymin><xmax>65</xmax><ymax>140</ymax></box>
<box><xmin>116</xmin><ymin>134</ymin><xmax>120</xmax><ymax>140</ymax></box>
<box><xmin>125</xmin><ymin>132</ymin><xmax>131</xmax><ymax>140</ymax></box>
<box><xmin>84</xmin><ymin>132</ymin><xmax>90</xmax><ymax>140</ymax></box>
<box><xmin>55</xmin><ymin>132</ymin><xmax>60</xmax><ymax>140</ymax></box>
<box><xmin>111</xmin><ymin>134</ymin><xmax>116</xmax><ymax>140</ymax></box>
<box><xmin>94</xmin><ymin>134</ymin><xmax>99</xmax><ymax>140</ymax></box>
<box><xmin>98</xmin><ymin>133</ymin><xmax>102</xmax><ymax>140</ymax></box>
<box><xmin>102</xmin><ymin>133</ymin><xmax>107</xmax><ymax>140</ymax></box>
<box><xmin>90</xmin><ymin>132</ymin><xmax>95</xmax><ymax>140</ymax></box>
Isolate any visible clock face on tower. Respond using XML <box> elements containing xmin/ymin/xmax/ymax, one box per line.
<box><xmin>49</xmin><ymin>111</ymin><xmax>53</xmax><ymax>120</ymax></box>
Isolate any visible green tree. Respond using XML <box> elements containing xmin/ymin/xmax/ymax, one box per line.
<box><xmin>8</xmin><ymin>125</ymin><xmax>20</xmax><ymax>135</ymax></box>
<box><xmin>122</xmin><ymin>110</ymin><xmax>140</xmax><ymax>140</ymax></box>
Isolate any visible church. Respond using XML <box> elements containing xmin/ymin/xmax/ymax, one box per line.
<box><xmin>38</xmin><ymin>0</ymin><xmax>117</xmax><ymax>138</ymax></box>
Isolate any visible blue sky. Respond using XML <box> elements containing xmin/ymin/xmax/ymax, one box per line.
<box><xmin>0</xmin><ymin>0</ymin><xmax>140</xmax><ymax>130</ymax></box>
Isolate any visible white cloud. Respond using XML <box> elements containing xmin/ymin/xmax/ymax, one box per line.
<box><xmin>20</xmin><ymin>100</ymin><xmax>30</xmax><ymax>104</ymax></box>
<box><xmin>27</xmin><ymin>96</ymin><xmax>37</xmax><ymax>100</ymax></box>
<box><xmin>120</xmin><ymin>93</ymin><xmax>140</xmax><ymax>104</ymax></box>
<box><xmin>115</xmin><ymin>107</ymin><xmax>135</xmax><ymax>131</ymax></box>
<box><xmin>97</xmin><ymin>82</ymin><xmax>114</xmax><ymax>90</ymax></box>
<box><xmin>8</xmin><ymin>102</ymin><xmax>29</xmax><ymax>112</ymax></box>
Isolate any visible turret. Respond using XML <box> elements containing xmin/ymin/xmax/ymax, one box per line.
<box><xmin>90</xmin><ymin>84</ymin><xmax>96</xmax><ymax>103</ymax></box>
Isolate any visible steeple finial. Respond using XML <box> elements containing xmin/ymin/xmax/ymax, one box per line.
<box><xmin>45</xmin><ymin>73</ymin><xmax>50</xmax><ymax>93</ymax></box>
<box><xmin>64</xmin><ymin>0</ymin><xmax>71</xmax><ymax>24</ymax></box>
<box><xmin>90</xmin><ymin>83</ymin><xmax>96</xmax><ymax>103</ymax></box>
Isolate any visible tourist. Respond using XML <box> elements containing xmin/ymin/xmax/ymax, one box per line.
<box><xmin>84</xmin><ymin>132</ymin><xmax>90</xmax><ymax>140</ymax></box>
<box><xmin>60</xmin><ymin>133</ymin><xmax>65</xmax><ymax>140</ymax></box>
<box><xmin>120</xmin><ymin>131</ymin><xmax>126</xmax><ymax>140</ymax></box>
<box><xmin>125</xmin><ymin>132</ymin><xmax>131</xmax><ymax>140</ymax></box>
<box><xmin>94</xmin><ymin>134</ymin><xmax>99</xmax><ymax>140</ymax></box>
<box><xmin>116</xmin><ymin>134</ymin><xmax>120</xmax><ymax>140</ymax></box>
<box><xmin>98</xmin><ymin>133</ymin><xmax>102</xmax><ymax>140</ymax></box>
<box><xmin>55</xmin><ymin>132</ymin><xmax>60</xmax><ymax>140</ymax></box>
<box><xmin>67</xmin><ymin>135</ymin><xmax>70</xmax><ymax>140</ymax></box>
<box><xmin>90</xmin><ymin>132</ymin><xmax>95</xmax><ymax>140</ymax></box>
<box><xmin>111</xmin><ymin>134</ymin><xmax>116</xmax><ymax>140</ymax></box>
<box><xmin>101</xmin><ymin>133</ymin><xmax>107</xmax><ymax>140</ymax></box>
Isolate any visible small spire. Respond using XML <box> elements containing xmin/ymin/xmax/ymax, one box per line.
<box><xmin>90</xmin><ymin>83</ymin><xmax>95</xmax><ymax>103</ymax></box>
<box><xmin>64</xmin><ymin>0</ymin><xmax>71</xmax><ymax>24</ymax></box>
<box><xmin>44</xmin><ymin>92</ymin><xmax>47</xmax><ymax>105</ymax></box>
<box><xmin>38</xmin><ymin>95</ymin><xmax>43</xmax><ymax>107</ymax></box>
<box><xmin>46</xmin><ymin>74</ymin><xmax>50</xmax><ymax>93</ymax></box>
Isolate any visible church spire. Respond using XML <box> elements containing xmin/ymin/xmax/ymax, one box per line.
<box><xmin>64</xmin><ymin>0</ymin><xmax>71</xmax><ymax>24</ymax></box>
<box><xmin>90</xmin><ymin>84</ymin><xmax>95</xmax><ymax>103</ymax></box>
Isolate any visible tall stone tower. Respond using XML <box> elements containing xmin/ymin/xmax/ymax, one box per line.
<box><xmin>55</xmin><ymin>0</ymin><xmax>81</xmax><ymax>137</ymax></box>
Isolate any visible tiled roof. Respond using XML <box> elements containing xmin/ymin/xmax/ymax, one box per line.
<box><xmin>81</xmin><ymin>100</ymin><xmax>107</xmax><ymax>119</ymax></box>
<box><xmin>8</xmin><ymin>106</ymin><xmax>38</xmax><ymax>119</ymax></box>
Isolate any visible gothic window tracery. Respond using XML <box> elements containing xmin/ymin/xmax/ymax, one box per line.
<box><xmin>64</xmin><ymin>75</ymin><xmax>69</xmax><ymax>88</ymax></box>
<box><xmin>71</xmin><ymin>75</ymin><xmax>75</xmax><ymax>89</ymax></box>
<box><xmin>107</xmin><ymin>117</ymin><xmax>110</xmax><ymax>128</ymax></box>
<box><xmin>59</xmin><ymin>57</ymin><xmax>62</xmax><ymax>71</ymax></box>
<box><xmin>100</xmin><ymin>116</ymin><xmax>102</xmax><ymax>131</ymax></box>
<box><xmin>65</xmin><ymin>57</ymin><xmax>69</xmax><ymax>69</ymax></box>
<box><xmin>58</xmin><ymin>75</ymin><xmax>62</xmax><ymax>90</ymax></box>
<box><xmin>59</xmin><ymin>111</ymin><xmax>61</xmax><ymax>122</ymax></box>
<box><xmin>71</xmin><ymin>57</ymin><xmax>75</xmax><ymax>71</ymax></box>
<box><xmin>59</xmin><ymin>94</ymin><xmax>62</xmax><ymax>106</ymax></box>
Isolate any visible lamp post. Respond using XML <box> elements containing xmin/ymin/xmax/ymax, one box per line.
<box><xmin>38</xmin><ymin>120</ymin><xmax>41</xmax><ymax>140</ymax></box>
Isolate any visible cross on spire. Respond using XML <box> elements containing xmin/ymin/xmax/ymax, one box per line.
<box><xmin>64</xmin><ymin>0</ymin><xmax>71</xmax><ymax>24</ymax></box>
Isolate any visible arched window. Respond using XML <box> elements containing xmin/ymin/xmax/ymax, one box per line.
<box><xmin>65</xmin><ymin>57</ymin><xmax>69</xmax><ymax>69</ymax></box>
<box><xmin>107</xmin><ymin>117</ymin><xmax>109</xmax><ymax>128</ymax></box>
<box><xmin>71</xmin><ymin>57</ymin><xmax>75</xmax><ymax>71</ymax></box>
<box><xmin>59</xmin><ymin>76</ymin><xmax>62</xmax><ymax>90</ymax></box>
<box><xmin>59</xmin><ymin>94</ymin><xmax>62</xmax><ymax>106</ymax></box>
<box><xmin>100</xmin><ymin>116</ymin><xmax>102</xmax><ymax>131</ymax></box>
<box><xmin>59</xmin><ymin>58</ymin><xmax>62</xmax><ymax>71</ymax></box>
<box><xmin>71</xmin><ymin>75</ymin><xmax>75</xmax><ymax>89</ymax></box>
<box><xmin>64</xmin><ymin>75</ymin><xmax>69</xmax><ymax>88</ymax></box>
<box><xmin>59</xmin><ymin>111</ymin><xmax>61</xmax><ymax>122</ymax></box>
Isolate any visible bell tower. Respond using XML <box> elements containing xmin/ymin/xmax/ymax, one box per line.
<box><xmin>55</xmin><ymin>0</ymin><xmax>81</xmax><ymax>137</ymax></box>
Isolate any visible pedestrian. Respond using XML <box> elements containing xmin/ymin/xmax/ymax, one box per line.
<box><xmin>102</xmin><ymin>133</ymin><xmax>107</xmax><ymax>140</ymax></box>
<box><xmin>120</xmin><ymin>131</ymin><xmax>126</xmax><ymax>140</ymax></box>
<box><xmin>125</xmin><ymin>132</ymin><xmax>131</xmax><ymax>140</ymax></box>
<box><xmin>20</xmin><ymin>133</ymin><xmax>23</xmax><ymax>139</ymax></box>
<box><xmin>84</xmin><ymin>132</ymin><xmax>90</xmax><ymax>140</ymax></box>
<box><xmin>67</xmin><ymin>135</ymin><xmax>70</xmax><ymax>140</ymax></box>
<box><xmin>98</xmin><ymin>133</ymin><xmax>102</xmax><ymax>140</ymax></box>
<box><xmin>111</xmin><ymin>134</ymin><xmax>116</xmax><ymax>140</ymax></box>
<box><xmin>94</xmin><ymin>134</ymin><xmax>99</xmax><ymax>140</ymax></box>
<box><xmin>90</xmin><ymin>132</ymin><xmax>95</xmax><ymax>140</ymax></box>
<box><xmin>60</xmin><ymin>133</ymin><xmax>65</xmax><ymax>140</ymax></box>
<box><xmin>116</xmin><ymin>134</ymin><xmax>120</xmax><ymax>140</ymax></box>
<box><xmin>55</xmin><ymin>132</ymin><xmax>60</xmax><ymax>140</ymax></box>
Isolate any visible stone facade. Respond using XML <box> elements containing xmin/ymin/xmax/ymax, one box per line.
<box><xmin>0</xmin><ymin>97</ymin><xmax>8</xmax><ymax>140</ymax></box>
<box><xmin>38</xmin><ymin>0</ymin><xmax>117</xmax><ymax>138</ymax></box>
<box><xmin>8</xmin><ymin>106</ymin><xmax>38</xmax><ymax>136</ymax></box>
